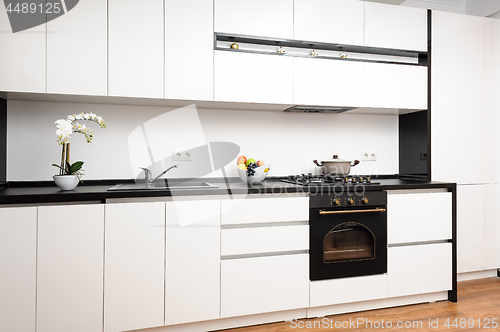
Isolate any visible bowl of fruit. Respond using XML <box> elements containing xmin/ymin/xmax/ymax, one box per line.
<box><xmin>236</xmin><ymin>155</ymin><xmax>271</xmax><ymax>184</ymax></box>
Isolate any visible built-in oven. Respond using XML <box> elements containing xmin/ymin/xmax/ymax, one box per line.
<box><xmin>309</xmin><ymin>190</ymin><xmax>387</xmax><ymax>281</ymax></box>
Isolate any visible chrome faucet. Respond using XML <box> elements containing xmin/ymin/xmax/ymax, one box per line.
<box><xmin>140</xmin><ymin>164</ymin><xmax>179</xmax><ymax>186</ymax></box>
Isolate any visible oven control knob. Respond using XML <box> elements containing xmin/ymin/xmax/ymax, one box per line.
<box><xmin>331</xmin><ymin>198</ymin><xmax>340</xmax><ymax>205</ymax></box>
<box><xmin>361</xmin><ymin>197</ymin><xmax>369</xmax><ymax>204</ymax></box>
<box><xmin>347</xmin><ymin>198</ymin><xmax>354</xmax><ymax>205</ymax></box>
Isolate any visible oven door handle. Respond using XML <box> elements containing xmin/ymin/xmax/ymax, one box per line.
<box><xmin>319</xmin><ymin>208</ymin><xmax>386</xmax><ymax>215</ymax></box>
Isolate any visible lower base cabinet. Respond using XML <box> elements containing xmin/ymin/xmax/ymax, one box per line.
<box><xmin>221</xmin><ymin>254</ymin><xmax>309</xmax><ymax>318</ymax></box>
<box><xmin>388</xmin><ymin>243</ymin><xmax>452</xmax><ymax>298</ymax></box>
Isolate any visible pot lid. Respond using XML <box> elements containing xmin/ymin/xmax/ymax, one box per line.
<box><xmin>319</xmin><ymin>155</ymin><xmax>349</xmax><ymax>163</ymax></box>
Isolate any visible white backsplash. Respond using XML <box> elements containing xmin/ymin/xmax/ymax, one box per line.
<box><xmin>7</xmin><ymin>100</ymin><xmax>399</xmax><ymax>181</ymax></box>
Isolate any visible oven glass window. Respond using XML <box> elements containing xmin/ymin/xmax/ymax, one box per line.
<box><xmin>323</xmin><ymin>222</ymin><xmax>375</xmax><ymax>263</ymax></box>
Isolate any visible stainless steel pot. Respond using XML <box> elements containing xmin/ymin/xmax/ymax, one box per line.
<box><xmin>313</xmin><ymin>155</ymin><xmax>360</xmax><ymax>176</ymax></box>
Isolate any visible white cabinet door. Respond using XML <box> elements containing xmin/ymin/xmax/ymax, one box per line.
<box><xmin>431</xmin><ymin>12</ymin><xmax>485</xmax><ymax>184</ymax></box>
<box><xmin>457</xmin><ymin>184</ymin><xmax>487</xmax><ymax>273</ymax></box>
<box><xmin>388</xmin><ymin>243</ymin><xmax>452</xmax><ymax>298</ymax></box>
<box><xmin>108</xmin><ymin>0</ymin><xmax>164</xmax><ymax>99</ymax></box>
<box><xmin>294</xmin><ymin>0</ymin><xmax>364</xmax><ymax>45</ymax></box>
<box><xmin>165</xmin><ymin>0</ymin><xmax>213</xmax><ymax>101</ymax></box>
<box><xmin>221</xmin><ymin>254</ymin><xmax>309</xmax><ymax>318</ymax></box>
<box><xmin>0</xmin><ymin>14</ymin><xmax>45</xmax><ymax>93</ymax></box>
<box><xmin>387</xmin><ymin>191</ymin><xmax>452</xmax><ymax>244</ymax></box>
<box><xmin>165</xmin><ymin>200</ymin><xmax>220</xmax><ymax>325</ymax></box>
<box><xmin>0</xmin><ymin>207</ymin><xmax>36</xmax><ymax>332</ymax></box>
<box><xmin>214</xmin><ymin>51</ymin><xmax>293</xmax><ymax>104</ymax></box>
<box><xmin>364</xmin><ymin>3</ymin><xmax>427</xmax><ymax>52</ymax></box>
<box><xmin>47</xmin><ymin>0</ymin><xmax>107</xmax><ymax>95</ymax></box>
<box><xmin>37</xmin><ymin>205</ymin><xmax>104</xmax><ymax>332</ymax></box>
<box><xmin>104</xmin><ymin>202</ymin><xmax>165</xmax><ymax>332</ymax></box>
<box><xmin>364</xmin><ymin>62</ymin><xmax>427</xmax><ymax>109</ymax></box>
<box><xmin>485</xmin><ymin>184</ymin><xmax>500</xmax><ymax>269</ymax></box>
<box><xmin>294</xmin><ymin>58</ymin><xmax>363</xmax><ymax>107</ymax></box>
<box><xmin>215</xmin><ymin>0</ymin><xmax>293</xmax><ymax>39</ymax></box>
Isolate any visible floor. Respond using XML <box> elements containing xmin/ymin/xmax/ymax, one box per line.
<box><xmin>221</xmin><ymin>277</ymin><xmax>500</xmax><ymax>331</ymax></box>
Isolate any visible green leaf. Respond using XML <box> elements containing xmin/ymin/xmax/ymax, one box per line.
<box><xmin>69</xmin><ymin>161</ymin><xmax>84</xmax><ymax>174</ymax></box>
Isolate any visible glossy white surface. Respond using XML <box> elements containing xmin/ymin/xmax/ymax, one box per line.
<box><xmin>104</xmin><ymin>202</ymin><xmax>165</xmax><ymax>332</ymax></box>
<box><xmin>47</xmin><ymin>0</ymin><xmax>107</xmax><ymax>95</ymax></box>
<box><xmin>387</xmin><ymin>192</ymin><xmax>452</xmax><ymax>244</ymax></box>
<box><xmin>388</xmin><ymin>243</ymin><xmax>452</xmax><ymax>297</ymax></box>
<box><xmin>108</xmin><ymin>0</ymin><xmax>164</xmax><ymax>98</ymax></box>
<box><xmin>485</xmin><ymin>184</ymin><xmax>500</xmax><ymax>269</ymax></box>
<box><xmin>221</xmin><ymin>254</ymin><xmax>309</xmax><ymax>318</ymax></box>
<box><xmin>0</xmin><ymin>207</ymin><xmax>37</xmax><ymax>332</ymax></box>
<box><xmin>165</xmin><ymin>0</ymin><xmax>213</xmax><ymax>101</ymax></box>
<box><xmin>37</xmin><ymin>205</ymin><xmax>104</xmax><ymax>332</ymax></box>
<box><xmin>165</xmin><ymin>200</ymin><xmax>221</xmax><ymax>325</ymax></box>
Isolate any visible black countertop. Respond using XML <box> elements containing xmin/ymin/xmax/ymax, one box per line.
<box><xmin>0</xmin><ymin>177</ymin><xmax>456</xmax><ymax>205</ymax></box>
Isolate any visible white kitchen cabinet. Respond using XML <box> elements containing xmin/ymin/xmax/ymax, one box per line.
<box><xmin>165</xmin><ymin>200</ymin><xmax>220</xmax><ymax>325</ymax></box>
<box><xmin>165</xmin><ymin>0</ymin><xmax>213</xmax><ymax>101</ymax></box>
<box><xmin>37</xmin><ymin>205</ymin><xmax>104</xmax><ymax>332</ymax></box>
<box><xmin>221</xmin><ymin>254</ymin><xmax>309</xmax><ymax>318</ymax></box>
<box><xmin>294</xmin><ymin>0</ymin><xmax>364</xmax><ymax>45</ymax></box>
<box><xmin>294</xmin><ymin>57</ymin><xmax>364</xmax><ymax>107</ymax></box>
<box><xmin>387</xmin><ymin>191</ymin><xmax>452</xmax><ymax>244</ymax></box>
<box><xmin>388</xmin><ymin>243</ymin><xmax>452</xmax><ymax>298</ymax></box>
<box><xmin>104</xmin><ymin>202</ymin><xmax>165</xmax><ymax>332</ymax></box>
<box><xmin>364</xmin><ymin>2</ymin><xmax>427</xmax><ymax>52</ymax></box>
<box><xmin>0</xmin><ymin>207</ymin><xmax>36</xmax><ymax>332</ymax></box>
<box><xmin>431</xmin><ymin>12</ymin><xmax>485</xmax><ymax>185</ymax></box>
<box><xmin>47</xmin><ymin>0</ymin><xmax>107</xmax><ymax>96</ymax></box>
<box><xmin>364</xmin><ymin>62</ymin><xmax>427</xmax><ymax>109</ymax></box>
<box><xmin>485</xmin><ymin>184</ymin><xmax>500</xmax><ymax>269</ymax></box>
<box><xmin>108</xmin><ymin>0</ymin><xmax>164</xmax><ymax>99</ymax></box>
<box><xmin>0</xmin><ymin>14</ymin><xmax>45</xmax><ymax>93</ymax></box>
<box><xmin>214</xmin><ymin>51</ymin><xmax>293</xmax><ymax>104</ymax></box>
<box><xmin>215</xmin><ymin>0</ymin><xmax>293</xmax><ymax>39</ymax></box>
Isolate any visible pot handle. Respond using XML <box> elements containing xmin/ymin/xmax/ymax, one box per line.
<box><xmin>352</xmin><ymin>160</ymin><xmax>360</xmax><ymax>167</ymax></box>
<box><xmin>313</xmin><ymin>160</ymin><xmax>322</xmax><ymax>167</ymax></box>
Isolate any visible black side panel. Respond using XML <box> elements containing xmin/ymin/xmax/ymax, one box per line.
<box><xmin>399</xmin><ymin>110</ymin><xmax>428</xmax><ymax>178</ymax></box>
<box><xmin>0</xmin><ymin>98</ymin><xmax>6</xmax><ymax>182</ymax></box>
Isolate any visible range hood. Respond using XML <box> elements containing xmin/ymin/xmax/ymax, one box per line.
<box><xmin>284</xmin><ymin>106</ymin><xmax>355</xmax><ymax>113</ymax></box>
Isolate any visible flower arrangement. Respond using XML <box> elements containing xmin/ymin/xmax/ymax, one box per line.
<box><xmin>52</xmin><ymin>112</ymin><xmax>106</xmax><ymax>180</ymax></box>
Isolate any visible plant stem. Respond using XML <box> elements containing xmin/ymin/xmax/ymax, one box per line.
<box><xmin>60</xmin><ymin>144</ymin><xmax>66</xmax><ymax>175</ymax></box>
<box><xmin>65</xmin><ymin>143</ymin><xmax>70</xmax><ymax>173</ymax></box>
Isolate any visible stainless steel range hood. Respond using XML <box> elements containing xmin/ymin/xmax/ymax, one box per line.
<box><xmin>284</xmin><ymin>106</ymin><xmax>355</xmax><ymax>113</ymax></box>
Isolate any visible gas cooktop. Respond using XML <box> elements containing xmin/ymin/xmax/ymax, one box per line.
<box><xmin>281</xmin><ymin>174</ymin><xmax>380</xmax><ymax>186</ymax></box>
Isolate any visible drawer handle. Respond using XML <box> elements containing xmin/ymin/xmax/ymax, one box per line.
<box><xmin>319</xmin><ymin>208</ymin><xmax>386</xmax><ymax>215</ymax></box>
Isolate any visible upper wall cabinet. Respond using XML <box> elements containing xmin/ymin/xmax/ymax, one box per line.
<box><xmin>215</xmin><ymin>0</ymin><xmax>293</xmax><ymax>39</ymax></box>
<box><xmin>165</xmin><ymin>0</ymin><xmax>213</xmax><ymax>101</ymax></box>
<box><xmin>0</xmin><ymin>12</ymin><xmax>45</xmax><ymax>93</ymax></box>
<box><xmin>47</xmin><ymin>0</ymin><xmax>107</xmax><ymax>96</ymax></box>
<box><xmin>108</xmin><ymin>0</ymin><xmax>164</xmax><ymax>99</ymax></box>
<box><xmin>364</xmin><ymin>3</ymin><xmax>427</xmax><ymax>52</ymax></box>
<box><xmin>294</xmin><ymin>0</ymin><xmax>364</xmax><ymax>45</ymax></box>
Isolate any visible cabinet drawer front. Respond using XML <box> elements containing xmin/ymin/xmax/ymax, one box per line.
<box><xmin>221</xmin><ymin>225</ymin><xmax>309</xmax><ymax>256</ymax></box>
<box><xmin>388</xmin><ymin>243</ymin><xmax>452</xmax><ymax>298</ymax></box>
<box><xmin>310</xmin><ymin>274</ymin><xmax>387</xmax><ymax>307</ymax></box>
<box><xmin>221</xmin><ymin>196</ymin><xmax>309</xmax><ymax>225</ymax></box>
<box><xmin>221</xmin><ymin>254</ymin><xmax>309</xmax><ymax>318</ymax></box>
<box><xmin>388</xmin><ymin>192</ymin><xmax>452</xmax><ymax>244</ymax></box>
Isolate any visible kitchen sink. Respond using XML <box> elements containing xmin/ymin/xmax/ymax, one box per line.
<box><xmin>108</xmin><ymin>181</ymin><xmax>219</xmax><ymax>191</ymax></box>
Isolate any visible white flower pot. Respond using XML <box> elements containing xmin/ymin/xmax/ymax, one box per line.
<box><xmin>53</xmin><ymin>175</ymin><xmax>79</xmax><ymax>191</ymax></box>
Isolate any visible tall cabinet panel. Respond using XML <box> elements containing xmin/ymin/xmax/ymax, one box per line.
<box><xmin>431</xmin><ymin>12</ymin><xmax>485</xmax><ymax>185</ymax></box>
<box><xmin>165</xmin><ymin>0</ymin><xmax>213</xmax><ymax>101</ymax></box>
<box><xmin>104</xmin><ymin>202</ymin><xmax>165</xmax><ymax>332</ymax></box>
<box><xmin>0</xmin><ymin>12</ymin><xmax>45</xmax><ymax>93</ymax></box>
<box><xmin>37</xmin><ymin>205</ymin><xmax>104</xmax><ymax>332</ymax></box>
<box><xmin>0</xmin><ymin>207</ymin><xmax>36</xmax><ymax>332</ymax></box>
<box><xmin>485</xmin><ymin>184</ymin><xmax>500</xmax><ymax>269</ymax></box>
<box><xmin>165</xmin><ymin>200</ymin><xmax>220</xmax><ymax>325</ymax></box>
<box><xmin>47</xmin><ymin>0</ymin><xmax>107</xmax><ymax>95</ymax></box>
<box><xmin>108</xmin><ymin>0</ymin><xmax>164</xmax><ymax>99</ymax></box>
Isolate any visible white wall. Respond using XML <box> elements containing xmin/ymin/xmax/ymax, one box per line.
<box><xmin>402</xmin><ymin>0</ymin><xmax>465</xmax><ymax>14</ymax></box>
<box><xmin>7</xmin><ymin>100</ymin><xmax>399</xmax><ymax>181</ymax></box>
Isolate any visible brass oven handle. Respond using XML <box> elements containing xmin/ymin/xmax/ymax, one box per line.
<box><xmin>319</xmin><ymin>208</ymin><xmax>386</xmax><ymax>215</ymax></box>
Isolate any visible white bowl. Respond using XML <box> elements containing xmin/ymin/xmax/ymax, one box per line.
<box><xmin>237</xmin><ymin>164</ymin><xmax>271</xmax><ymax>184</ymax></box>
<box><xmin>53</xmin><ymin>175</ymin><xmax>79</xmax><ymax>190</ymax></box>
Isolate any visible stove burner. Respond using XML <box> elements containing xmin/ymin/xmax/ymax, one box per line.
<box><xmin>282</xmin><ymin>174</ymin><xmax>379</xmax><ymax>186</ymax></box>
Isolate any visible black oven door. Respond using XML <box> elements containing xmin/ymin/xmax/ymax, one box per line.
<box><xmin>309</xmin><ymin>207</ymin><xmax>387</xmax><ymax>281</ymax></box>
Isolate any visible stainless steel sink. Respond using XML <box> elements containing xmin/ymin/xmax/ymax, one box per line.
<box><xmin>108</xmin><ymin>181</ymin><xmax>219</xmax><ymax>191</ymax></box>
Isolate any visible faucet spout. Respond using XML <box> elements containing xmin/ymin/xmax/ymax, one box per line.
<box><xmin>152</xmin><ymin>164</ymin><xmax>179</xmax><ymax>183</ymax></box>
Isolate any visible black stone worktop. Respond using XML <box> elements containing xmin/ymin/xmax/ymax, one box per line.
<box><xmin>0</xmin><ymin>177</ymin><xmax>456</xmax><ymax>205</ymax></box>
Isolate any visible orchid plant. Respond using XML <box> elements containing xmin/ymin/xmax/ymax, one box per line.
<box><xmin>52</xmin><ymin>112</ymin><xmax>106</xmax><ymax>180</ymax></box>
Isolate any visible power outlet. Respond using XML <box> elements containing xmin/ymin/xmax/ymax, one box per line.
<box><xmin>362</xmin><ymin>152</ymin><xmax>377</xmax><ymax>161</ymax></box>
<box><xmin>172</xmin><ymin>151</ymin><xmax>182</xmax><ymax>161</ymax></box>
<box><xmin>172</xmin><ymin>151</ymin><xmax>192</xmax><ymax>161</ymax></box>
<box><xmin>183</xmin><ymin>152</ymin><xmax>192</xmax><ymax>161</ymax></box>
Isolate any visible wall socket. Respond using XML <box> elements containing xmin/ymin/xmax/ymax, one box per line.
<box><xmin>172</xmin><ymin>151</ymin><xmax>192</xmax><ymax>161</ymax></box>
<box><xmin>362</xmin><ymin>152</ymin><xmax>377</xmax><ymax>161</ymax></box>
